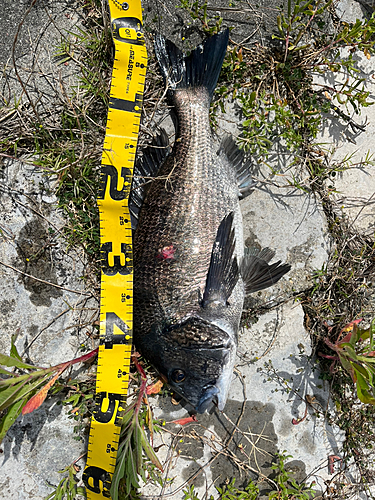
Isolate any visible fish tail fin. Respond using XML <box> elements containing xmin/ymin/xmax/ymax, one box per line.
<box><xmin>154</xmin><ymin>29</ymin><xmax>229</xmax><ymax>102</ymax></box>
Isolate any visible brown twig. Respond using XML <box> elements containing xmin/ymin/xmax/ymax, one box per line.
<box><xmin>0</xmin><ymin>259</ymin><xmax>91</xmax><ymax>296</ymax></box>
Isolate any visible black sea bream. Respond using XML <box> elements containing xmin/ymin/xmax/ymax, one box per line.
<box><xmin>130</xmin><ymin>29</ymin><xmax>290</xmax><ymax>413</ymax></box>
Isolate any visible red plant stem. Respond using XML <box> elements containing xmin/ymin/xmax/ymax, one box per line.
<box><xmin>53</xmin><ymin>348</ymin><xmax>99</xmax><ymax>373</ymax></box>
<box><xmin>132</xmin><ymin>356</ymin><xmax>148</xmax><ymax>415</ymax></box>
<box><xmin>319</xmin><ymin>353</ymin><xmax>338</xmax><ymax>360</ymax></box>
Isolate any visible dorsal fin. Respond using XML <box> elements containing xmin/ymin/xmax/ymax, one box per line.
<box><xmin>130</xmin><ymin>130</ymin><xmax>170</xmax><ymax>230</ymax></box>
<box><xmin>201</xmin><ymin>212</ymin><xmax>239</xmax><ymax>308</ymax></box>
<box><xmin>220</xmin><ymin>135</ymin><xmax>256</xmax><ymax>198</ymax></box>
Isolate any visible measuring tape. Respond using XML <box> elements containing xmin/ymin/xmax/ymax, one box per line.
<box><xmin>82</xmin><ymin>1</ymin><xmax>147</xmax><ymax>498</ymax></box>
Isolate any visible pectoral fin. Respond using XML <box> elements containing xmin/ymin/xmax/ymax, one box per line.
<box><xmin>201</xmin><ymin>213</ymin><xmax>239</xmax><ymax>308</ymax></box>
<box><xmin>241</xmin><ymin>247</ymin><xmax>291</xmax><ymax>294</ymax></box>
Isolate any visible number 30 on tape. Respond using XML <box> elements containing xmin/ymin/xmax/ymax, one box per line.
<box><xmin>82</xmin><ymin>0</ymin><xmax>147</xmax><ymax>498</ymax></box>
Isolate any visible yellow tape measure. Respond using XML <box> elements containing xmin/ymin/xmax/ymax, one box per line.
<box><xmin>82</xmin><ymin>1</ymin><xmax>147</xmax><ymax>498</ymax></box>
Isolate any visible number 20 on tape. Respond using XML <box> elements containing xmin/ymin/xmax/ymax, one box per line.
<box><xmin>82</xmin><ymin>0</ymin><xmax>147</xmax><ymax>498</ymax></box>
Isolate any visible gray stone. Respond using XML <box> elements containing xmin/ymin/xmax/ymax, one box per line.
<box><xmin>0</xmin><ymin>157</ymin><xmax>95</xmax><ymax>498</ymax></box>
<box><xmin>325</xmin><ymin>47</ymin><xmax>375</xmax><ymax>236</ymax></box>
<box><xmin>1</xmin><ymin>399</ymin><xmax>86</xmax><ymax>499</ymax></box>
<box><xmin>0</xmin><ymin>159</ymin><xmax>96</xmax><ymax>366</ymax></box>
<box><xmin>336</xmin><ymin>0</ymin><xmax>371</xmax><ymax>21</ymax></box>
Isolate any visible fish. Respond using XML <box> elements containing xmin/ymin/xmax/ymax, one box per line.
<box><xmin>130</xmin><ymin>29</ymin><xmax>291</xmax><ymax>413</ymax></box>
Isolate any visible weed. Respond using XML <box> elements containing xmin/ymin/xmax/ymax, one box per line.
<box><xmin>45</xmin><ymin>463</ymin><xmax>86</xmax><ymax>500</ymax></box>
<box><xmin>178</xmin><ymin>0</ymin><xmax>375</xmax><ymax>190</ymax></box>
<box><xmin>0</xmin><ymin>0</ymin><xmax>112</xmax><ymax>262</ymax></box>
<box><xmin>182</xmin><ymin>452</ymin><xmax>316</xmax><ymax>499</ymax></box>
<box><xmin>177</xmin><ymin>0</ymin><xmax>223</xmax><ymax>36</ymax></box>
<box><xmin>111</xmin><ymin>358</ymin><xmax>163</xmax><ymax>500</ymax></box>
<box><xmin>0</xmin><ymin>335</ymin><xmax>98</xmax><ymax>444</ymax></box>
<box><xmin>269</xmin><ymin>452</ymin><xmax>316</xmax><ymax>499</ymax></box>
<box><xmin>322</xmin><ymin>319</ymin><xmax>375</xmax><ymax>404</ymax></box>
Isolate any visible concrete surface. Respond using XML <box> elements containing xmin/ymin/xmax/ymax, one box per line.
<box><xmin>0</xmin><ymin>0</ymin><xmax>374</xmax><ymax>499</ymax></box>
<box><xmin>143</xmin><ymin>301</ymin><xmax>344</xmax><ymax>499</ymax></box>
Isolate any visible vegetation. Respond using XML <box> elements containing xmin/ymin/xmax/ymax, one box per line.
<box><xmin>182</xmin><ymin>452</ymin><xmax>316</xmax><ymax>500</ymax></box>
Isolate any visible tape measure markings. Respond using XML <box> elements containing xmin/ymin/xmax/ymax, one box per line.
<box><xmin>83</xmin><ymin>0</ymin><xmax>146</xmax><ymax>498</ymax></box>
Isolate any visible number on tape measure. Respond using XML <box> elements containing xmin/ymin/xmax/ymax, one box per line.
<box><xmin>98</xmin><ymin>165</ymin><xmax>131</xmax><ymax>200</ymax></box>
<box><xmin>101</xmin><ymin>242</ymin><xmax>132</xmax><ymax>275</ymax></box>
<box><xmin>83</xmin><ymin>467</ymin><xmax>111</xmax><ymax>497</ymax></box>
<box><xmin>93</xmin><ymin>392</ymin><xmax>125</xmax><ymax>425</ymax></box>
<box><xmin>101</xmin><ymin>312</ymin><xmax>132</xmax><ymax>349</ymax></box>
<box><xmin>83</xmin><ymin>0</ymin><xmax>147</xmax><ymax>497</ymax></box>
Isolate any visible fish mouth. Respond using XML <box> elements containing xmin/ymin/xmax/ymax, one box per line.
<box><xmin>196</xmin><ymin>385</ymin><xmax>219</xmax><ymax>413</ymax></box>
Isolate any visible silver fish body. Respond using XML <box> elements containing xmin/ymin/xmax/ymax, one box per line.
<box><xmin>132</xmin><ymin>30</ymin><xmax>290</xmax><ymax>413</ymax></box>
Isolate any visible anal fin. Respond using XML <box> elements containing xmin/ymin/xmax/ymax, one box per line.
<box><xmin>241</xmin><ymin>247</ymin><xmax>291</xmax><ymax>294</ymax></box>
<box><xmin>201</xmin><ymin>213</ymin><xmax>239</xmax><ymax>308</ymax></box>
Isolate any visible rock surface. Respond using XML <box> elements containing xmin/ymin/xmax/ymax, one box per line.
<box><xmin>0</xmin><ymin>0</ymin><xmax>374</xmax><ymax>499</ymax></box>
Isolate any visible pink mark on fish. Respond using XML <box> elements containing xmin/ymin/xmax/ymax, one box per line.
<box><xmin>156</xmin><ymin>245</ymin><xmax>176</xmax><ymax>261</ymax></box>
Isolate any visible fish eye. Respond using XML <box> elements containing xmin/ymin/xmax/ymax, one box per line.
<box><xmin>171</xmin><ymin>369</ymin><xmax>186</xmax><ymax>383</ymax></box>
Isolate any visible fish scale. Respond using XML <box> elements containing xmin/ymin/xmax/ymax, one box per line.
<box><xmin>134</xmin><ymin>106</ymin><xmax>241</xmax><ymax>322</ymax></box>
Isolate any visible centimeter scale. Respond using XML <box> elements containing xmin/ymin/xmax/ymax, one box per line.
<box><xmin>82</xmin><ymin>1</ymin><xmax>147</xmax><ymax>498</ymax></box>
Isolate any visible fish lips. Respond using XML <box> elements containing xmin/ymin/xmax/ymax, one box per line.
<box><xmin>195</xmin><ymin>343</ymin><xmax>236</xmax><ymax>413</ymax></box>
<box><xmin>196</xmin><ymin>384</ymin><xmax>219</xmax><ymax>413</ymax></box>
<box><xmin>169</xmin><ymin>342</ymin><xmax>236</xmax><ymax>414</ymax></box>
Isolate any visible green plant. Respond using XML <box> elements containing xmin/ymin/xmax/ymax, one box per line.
<box><xmin>0</xmin><ymin>336</ymin><xmax>98</xmax><ymax>443</ymax></box>
<box><xmin>323</xmin><ymin>319</ymin><xmax>375</xmax><ymax>404</ymax></box>
<box><xmin>177</xmin><ymin>0</ymin><xmax>375</xmax><ymax>188</ymax></box>
<box><xmin>45</xmin><ymin>463</ymin><xmax>86</xmax><ymax>500</ymax></box>
<box><xmin>111</xmin><ymin>357</ymin><xmax>163</xmax><ymax>500</ymax></box>
<box><xmin>182</xmin><ymin>452</ymin><xmax>316</xmax><ymax>500</ymax></box>
<box><xmin>177</xmin><ymin>0</ymin><xmax>223</xmax><ymax>35</ymax></box>
<box><xmin>269</xmin><ymin>452</ymin><xmax>316</xmax><ymax>499</ymax></box>
<box><xmin>216</xmin><ymin>478</ymin><xmax>260</xmax><ymax>500</ymax></box>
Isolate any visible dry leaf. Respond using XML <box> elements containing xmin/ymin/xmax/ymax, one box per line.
<box><xmin>146</xmin><ymin>379</ymin><xmax>164</xmax><ymax>395</ymax></box>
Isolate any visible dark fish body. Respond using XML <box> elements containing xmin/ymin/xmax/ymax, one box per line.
<box><xmin>131</xmin><ymin>30</ymin><xmax>290</xmax><ymax>413</ymax></box>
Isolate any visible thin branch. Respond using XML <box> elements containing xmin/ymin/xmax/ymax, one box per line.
<box><xmin>0</xmin><ymin>260</ymin><xmax>91</xmax><ymax>296</ymax></box>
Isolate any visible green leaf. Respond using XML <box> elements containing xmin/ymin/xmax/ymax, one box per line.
<box><xmin>0</xmin><ymin>396</ymin><xmax>27</xmax><ymax>443</ymax></box>
<box><xmin>0</xmin><ymin>353</ymin><xmax>36</xmax><ymax>370</ymax></box>
<box><xmin>10</xmin><ymin>334</ymin><xmax>23</xmax><ymax>362</ymax></box>
<box><xmin>0</xmin><ymin>374</ymin><xmax>49</xmax><ymax>411</ymax></box>
<box><xmin>110</xmin><ymin>441</ymin><xmax>128</xmax><ymax>500</ymax></box>
<box><xmin>140</xmin><ymin>430</ymin><xmax>163</xmax><ymax>470</ymax></box>
<box><xmin>0</xmin><ymin>379</ymin><xmax>28</xmax><ymax>411</ymax></box>
<box><xmin>135</xmin><ymin>424</ymin><xmax>143</xmax><ymax>472</ymax></box>
<box><xmin>355</xmin><ymin>372</ymin><xmax>375</xmax><ymax>404</ymax></box>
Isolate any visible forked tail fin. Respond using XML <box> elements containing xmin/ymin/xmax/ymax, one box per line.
<box><xmin>154</xmin><ymin>29</ymin><xmax>229</xmax><ymax>102</ymax></box>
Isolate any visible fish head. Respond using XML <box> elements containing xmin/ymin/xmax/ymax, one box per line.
<box><xmin>153</xmin><ymin>317</ymin><xmax>236</xmax><ymax>413</ymax></box>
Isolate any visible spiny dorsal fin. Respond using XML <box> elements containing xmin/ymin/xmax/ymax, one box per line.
<box><xmin>241</xmin><ymin>247</ymin><xmax>291</xmax><ymax>294</ymax></box>
<box><xmin>201</xmin><ymin>212</ymin><xmax>239</xmax><ymax>308</ymax></box>
<box><xmin>130</xmin><ymin>130</ymin><xmax>170</xmax><ymax>230</ymax></box>
<box><xmin>220</xmin><ymin>135</ymin><xmax>256</xmax><ymax>198</ymax></box>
